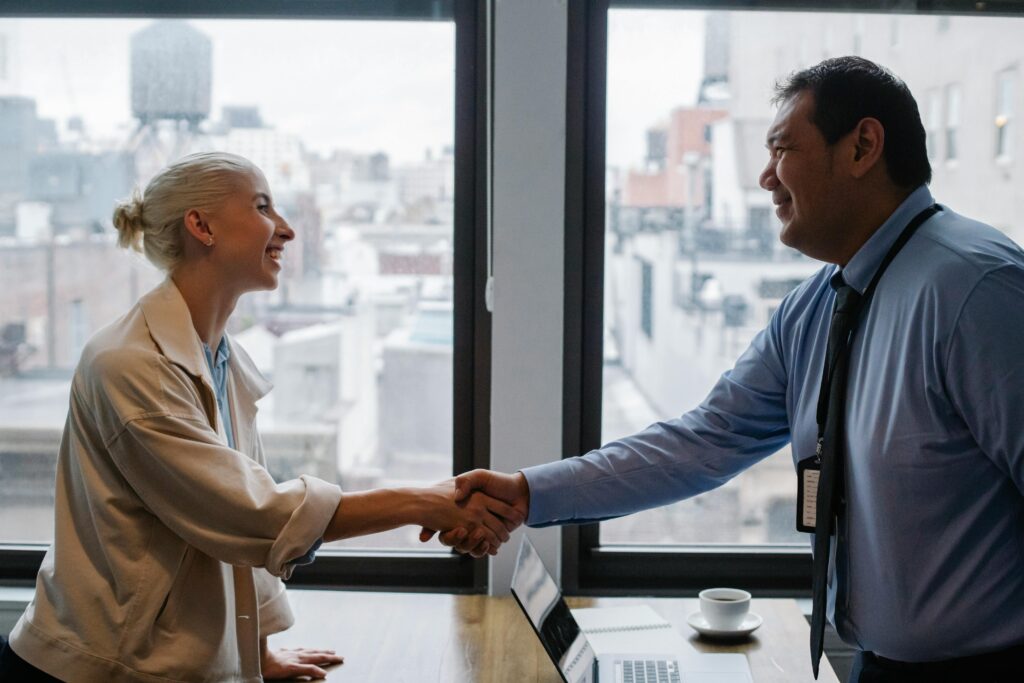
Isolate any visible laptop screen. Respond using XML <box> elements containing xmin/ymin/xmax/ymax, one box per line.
<box><xmin>510</xmin><ymin>536</ymin><xmax>595</xmax><ymax>683</ymax></box>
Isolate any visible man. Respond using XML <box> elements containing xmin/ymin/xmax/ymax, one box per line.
<box><xmin>424</xmin><ymin>57</ymin><xmax>1024</xmax><ymax>681</ymax></box>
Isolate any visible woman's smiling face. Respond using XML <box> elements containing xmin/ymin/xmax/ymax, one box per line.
<box><xmin>205</xmin><ymin>169</ymin><xmax>295</xmax><ymax>293</ymax></box>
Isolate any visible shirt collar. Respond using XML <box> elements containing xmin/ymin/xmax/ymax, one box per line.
<box><xmin>839</xmin><ymin>184</ymin><xmax>934</xmax><ymax>294</ymax></box>
<box><xmin>203</xmin><ymin>336</ymin><xmax>232</xmax><ymax>371</ymax></box>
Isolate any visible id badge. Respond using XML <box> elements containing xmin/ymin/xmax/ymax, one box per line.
<box><xmin>796</xmin><ymin>457</ymin><xmax>821</xmax><ymax>533</ymax></box>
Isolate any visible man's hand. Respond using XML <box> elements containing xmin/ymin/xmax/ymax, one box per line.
<box><xmin>260</xmin><ymin>642</ymin><xmax>343</xmax><ymax>680</ymax></box>
<box><xmin>419</xmin><ymin>469</ymin><xmax>530</xmax><ymax>556</ymax></box>
<box><xmin>413</xmin><ymin>478</ymin><xmax>525</xmax><ymax>558</ymax></box>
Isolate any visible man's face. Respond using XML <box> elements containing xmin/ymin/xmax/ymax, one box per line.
<box><xmin>759</xmin><ymin>91</ymin><xmax>849</xmax><ymax>261</ymax></box>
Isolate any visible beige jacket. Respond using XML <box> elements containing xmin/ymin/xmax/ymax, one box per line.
<box><xmin>9</xmin><ymin>279</ymin><xmax>343</xmax><ymax>682</ymax></box>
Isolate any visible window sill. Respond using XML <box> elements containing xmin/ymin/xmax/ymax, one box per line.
<box><xmin>0</xmin><ymin>586</ymin><xmax>33</xmax><ymax>636</ymax></box>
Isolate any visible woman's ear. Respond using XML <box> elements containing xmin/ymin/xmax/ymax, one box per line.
<box><xmin>183</xmin><ymin>208</ymin><xmax>215</xmax><ymax>247</ymax></box>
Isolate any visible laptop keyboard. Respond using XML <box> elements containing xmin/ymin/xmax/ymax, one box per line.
<box><xmin>620</xmin><ymin>659</ymin><xmax>681</xmax><ymax>683</ymax></box>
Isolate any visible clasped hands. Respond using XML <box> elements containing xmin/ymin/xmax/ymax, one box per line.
<box><xmin>420</xmin><ymin>469</ymin><xmax>530</xmax><ymax>558</ymax></box>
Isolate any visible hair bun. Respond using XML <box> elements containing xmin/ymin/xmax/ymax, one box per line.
<box><xmin>112</xmin><ymin>190</ymin><xmax>145</xmax><ymax>252</ymax></box>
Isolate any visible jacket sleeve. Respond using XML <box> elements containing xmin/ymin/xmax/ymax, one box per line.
<box><xmin>90</xmin><ymin>349</ymin><xmax>342</xmax><ymax>579</ymax></box>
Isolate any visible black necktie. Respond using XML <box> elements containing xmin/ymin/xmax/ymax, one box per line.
<box><xmin>810</xmin><ymin>276</ymin><xmax>862</xmax><ymax>679</ymax></box>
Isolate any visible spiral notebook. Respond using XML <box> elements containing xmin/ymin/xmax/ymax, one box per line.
<box><xmin>572</xmin><ymin>604</ymin><xmax>689</xmax><ymax>655</ymax></box>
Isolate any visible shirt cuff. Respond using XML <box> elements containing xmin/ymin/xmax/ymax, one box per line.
<box><xmin>287</xmin><ymin>538</ymin><xmax>323</xmax><ymax>567</ymax></box>
<box><xmin>521</xmin><ymin>460</ymin><xmax>578</xmax><ymax>527</ymax></box>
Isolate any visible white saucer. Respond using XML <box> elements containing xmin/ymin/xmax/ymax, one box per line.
<box><xmin>686</xmin><ymin>611</ymin><xmax>763</xmax><ymax>639</ymax></box>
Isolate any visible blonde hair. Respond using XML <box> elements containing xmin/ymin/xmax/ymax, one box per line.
<box><xmin>112</xmin><ymin>152</ymin><xmax>258</xmax><ymax>271</ymax></box>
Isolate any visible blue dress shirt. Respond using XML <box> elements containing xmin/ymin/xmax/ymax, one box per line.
<box><xmin>202</xmin><ymin>338</ymin><xmax>235</xmax><ymax>450</ymax></box>
<box><xmin>203</xmin><ymin>337</ymin><xmax>321</xmax><ymax>567</ymax></box>
<box><xmin>522</xmin><ymin>185</ymin><xmax>1024</xmax><ymax>661</ymax></box>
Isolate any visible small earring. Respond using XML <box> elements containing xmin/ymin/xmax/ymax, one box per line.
<box><xmin>206</xmin><ymin>237</ymin><xmax>214</xmax><ymax>247</ymax></box>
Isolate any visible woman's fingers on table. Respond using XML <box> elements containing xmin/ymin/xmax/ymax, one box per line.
<box><xmin>262</xmin><ymin>647</ymin><xmax>344</xmax><ymax>680</ymax></box>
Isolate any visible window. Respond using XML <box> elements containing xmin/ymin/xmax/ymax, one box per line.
<box><xmin>926</xmin><ymin>88</ymin><xmax>942</xmax><ymax>160</ymax></box>
<box><xmin>0</xmin><ymin>1</ymin><xmax>487</xmax><ymax>591</ymax></box>
<box><xmin>996</xmin><ymin>68</ymin><xmax>1015</xmax><ymax>160</ymax></box>
<box><xmin>946</xmin><ymin>83</ymin><xmax>962</xmax><ymax>162</ymax></box>
<box><xmin>565</xmin><ymin>1</ymin><xmax>1024</xmax><ymax>594</ymax></box>
<box><xmin>852</xmin><ymin>16</ymin><xmax>864</xmax><ymax>56</ymax></box>
<box><xmin>68</xmin><ymin>299</ymin><xmax>87</xmax><ymax>361</ymax></box>
<box><xmin>640</xmin><ymin>260</ymin><xmax>653</xmax><ymax>338</ymax></box>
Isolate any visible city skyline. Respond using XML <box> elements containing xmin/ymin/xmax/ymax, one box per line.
<box><xmin>1</xmin><ymin>18</ymin><xmax>455</xmax><ymax>165</ymax></box>
<box><xmin>4</xmin><ymin>13</ymin><xmax>716</xmax><ymax>169</ymax></box>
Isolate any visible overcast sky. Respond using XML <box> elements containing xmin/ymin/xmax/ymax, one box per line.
<box><xmin>1</xmin><ymin>10</ymin><xmax>706</xmax><ymax>169</ymax></box>
<box><xmin>607</xmin><ymin>9</ymin><xmax>706</xmax><ymax>168</ymax></box>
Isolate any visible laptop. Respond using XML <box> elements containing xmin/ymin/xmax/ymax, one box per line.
<box><xmin>510</xmin><ymin>535</ymin><xmax>753</xmax><ymax>683</ymax></box>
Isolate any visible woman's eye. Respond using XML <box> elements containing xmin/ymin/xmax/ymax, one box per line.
<box><xmin>258</xmin><ymin>205</ymin><xmax>270</xmax><ymax>213</ymax></box>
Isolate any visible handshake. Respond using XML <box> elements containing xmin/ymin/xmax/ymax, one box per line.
<box><xmin>418</xmin><ymin>469</ymin><xmax>530</xmax><ymax>558</ymax></box>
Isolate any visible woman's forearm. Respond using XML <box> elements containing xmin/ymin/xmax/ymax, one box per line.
<box><xmin>322</xmin><ymin>481</ymin><xmax>520</xmax><ymax>550</ymax></box>
<box><xmin>322</xmin><ymin>488</ymin><xmax>420</xmax><ymax>542</ymax></box>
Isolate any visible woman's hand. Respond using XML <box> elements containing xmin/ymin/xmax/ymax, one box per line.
<box><xmin>415</xmin><ymin>479</ymin><xmax>524</xmax><ymax>557</ymax></box>
<box><xmin>422</xmin><ymin>470</ymin><xmax>531</xmax><ymax>557</ymax></box>
<box><xmin>260</xmin><ymin>644</ymin><xmax>343</xmax><ymax>680</ymax></box>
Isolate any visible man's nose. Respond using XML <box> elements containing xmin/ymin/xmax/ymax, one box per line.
<box><xmin>759</xmin><ymin>160</ymin><xmax>778</xmax><ymax>192</ymax></box>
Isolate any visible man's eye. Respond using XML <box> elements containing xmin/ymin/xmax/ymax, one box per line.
<box><xmin>258</xmin><ymin>205</ymin><xmax>270</xmax><ymax>213</ymax></box>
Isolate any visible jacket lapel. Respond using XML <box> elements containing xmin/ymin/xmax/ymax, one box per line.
<box><xmin>138</xmin><ymin>280</ymin><xmax>218</xmax><ymax>424</ymax></box>
<box><xmin>137</xmin><ymin>278</ymin><xmax>272</xmax><ymax>459</ymax></box>
<box><xmin>225</xmin><ymin>338</ymin><xmax>272</xmax><ymax>458</ymax></box>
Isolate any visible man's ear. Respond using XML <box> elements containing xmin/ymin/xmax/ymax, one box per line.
<box><xmin>183</xmin><ymin>208</ymin><xmax>215</xmax><ymax>246</ymax></box>
<box><xmin>849</xmin><ymin>117</ymin><xmax>885</xmax><ymax>179</ymax></box>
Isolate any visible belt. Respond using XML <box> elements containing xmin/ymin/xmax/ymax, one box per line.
<box><xmin>870</xmin><ymin>642</ymin><xmax>1024</xmax><ymax>678</ymax></box>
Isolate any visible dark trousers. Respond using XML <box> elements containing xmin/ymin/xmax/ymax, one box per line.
<box><xmin>0</xmin><ymin>636</ymin><xmax>62</xmax><ymax>682</ymax></box>
<box><xmin>849</xmin><ymin>646</ymin><xmax>1024</xmax><ymax>683</ymax></box>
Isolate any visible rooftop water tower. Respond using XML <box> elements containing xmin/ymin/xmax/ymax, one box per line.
<box><xmin>131</xmin><ymin>20</ymin><xmax>211</xmax><ymax>126</ymax></box>
<box><xmin>127</xmin><ymin>21</ymin><xmax>213</xmax><ymax>182</ymax></box>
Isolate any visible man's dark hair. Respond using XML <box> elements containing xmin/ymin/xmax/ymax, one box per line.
<box><xmin>774</xmin><ymin>56</ymin><xmax>931</xmax><ymax>188</ymax></box>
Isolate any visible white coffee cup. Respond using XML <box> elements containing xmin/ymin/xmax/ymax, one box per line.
<box><xmin>698</xmin><ymin>587</ymin><xmax>751</xmax><ymax>630</ymax></box>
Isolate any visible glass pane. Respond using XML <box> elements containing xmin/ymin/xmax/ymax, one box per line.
<box><xmin>945</xmin><ymin>83</ymin><xmax>961</xmax><ymax>160</ymax></box>
<box><xmin>601</xmin><ymin>8</ymin><xmax>1024</xmax><ymax>547</ymax></box>
<box><xmin>0</xmin><ymin>18</ymin><xmax>455</xmax><ymax>551</ymax></box>
<box><xmin>996</xmin><ymin>70</ymin><xmax>1014</xmax><ymax>159</ymax></box>
<box><xmin>926</xmin><ymin>88</ymin><xmax>941</xmax><ymax>160</ymax></box>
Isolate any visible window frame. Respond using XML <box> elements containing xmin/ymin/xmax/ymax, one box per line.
<box><xmin>0</xmin><ymin>0</ymin><xmax>491</xmax><ymax>593</ymax></box>
<box><xmin>562</xmin><ymin>0</ymin><xmax>1024</xmax><ymax>597</ymax></box>
<box><xmin>995</xmin><ymin>67</ymin><xmax>1015</xmax><ymax>161</ymax></box>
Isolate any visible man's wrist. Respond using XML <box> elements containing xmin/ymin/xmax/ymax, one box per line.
<box><xmin>514</xmin><ymin>471</ymin><xmax>531</xmax><ymax>518</ymax></box>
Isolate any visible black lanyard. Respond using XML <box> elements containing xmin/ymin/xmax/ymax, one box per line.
<box><xmin>814</xmin><ymin>203</ymin><xmax>941</xmax><ymax>445</ymax></box>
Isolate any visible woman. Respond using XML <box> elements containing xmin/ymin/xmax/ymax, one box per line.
<box><xmin>0</xmin><ymin>152</ymin><xmax>519</xmax><ymax>682</ymax></box>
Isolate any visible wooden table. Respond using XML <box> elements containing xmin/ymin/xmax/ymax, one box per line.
<box><xmin>269</xmin><ymin>590</ymin><xmax>839</xmax><ymax>682</ymax></box>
